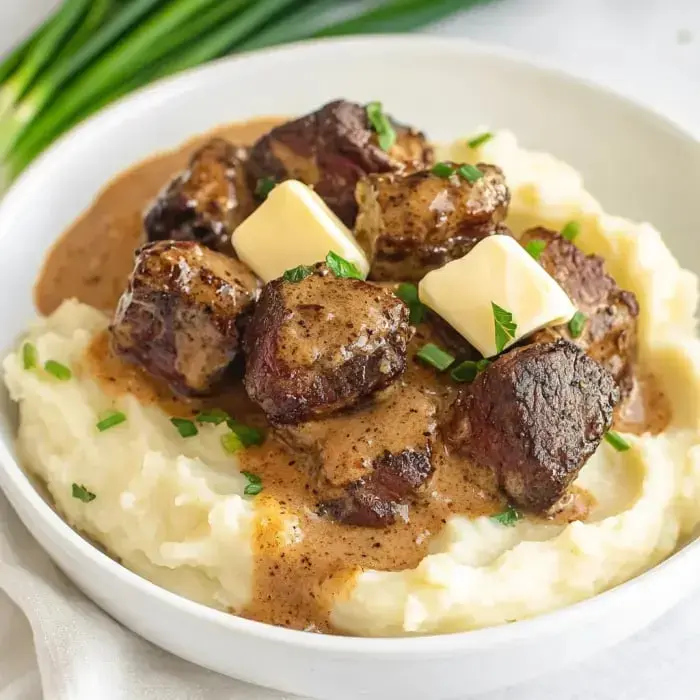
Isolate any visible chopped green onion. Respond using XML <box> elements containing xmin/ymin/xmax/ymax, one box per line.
<box><xmin>255</xmin><ymin>176</ymin><xmax>276</xmax><ymax>199</ymax></box>
<box><xmin>491</xmin><ymin>504</ymin><xmax>522</xmax><ymax>526</ymax></box>
<box><xmin>568</xmin><ymin>311</ymin><xmax>586</xmax><ymax>339</ymax></box>
<box><xmin>44</xmin><ymin>360</ymin><xmax>71</xmax><ymax>380</ymax></box>
<box><xmin>431</xmin><ymin>161</ymin><xmax>456</xmax><ymax>178</ymax></box>
<box><xmin>96</xmin><ymin>410</ymin><xmax>126</xmax><ymax>432</ymax></box>
<box><xmin>524</xmin><ymin>239</ymin><xmax>547</xmax><ymax>261</ymax></box>
<box><xmin>195</xmin><ymin>408</ymin><xmax>229</xmax><ymax>425</ymax></box>
<box><xmin>395</xmin><ymin>282</ymin><xmax>425</xmax><ymax>325</ymax></box>
<box><xmin>604</xmin><ymin>431</ymin><xmax>630</xmax><ymax>452</ymax></box>
<box><xmin>22</xmin><ymin>342</ymin><xmax>38</xmax><ymax>370</ymax></box>
<box><xmin>325</xmin><ymin>251</ymin><xmax>363</xmax><ymax>280</ymax></box>
<box><xmin>283</xmin><ymin>265</ymin><xmax>314</xmax><ymax>283</ymax></box>
<box><xmin>416</xmin><ymin>343</ymin><xmax>455</xmax><ymax>371</ymax></box>
<box><xmin>456</xmin><ymin>164</ymin><xmax>484</xmax><ymax>183</ymax></box>
<box><xmin>221</xmin><ymin>431</ymin><xmax>244</xmax><ymax>454</ymax></box>
<box><xmin>467</xmin><ymin>132</ymin><xmax>493</xmax><ymax>149</ymax></box>
<box><xmin>492</xmin><ymin>302</ymin><xmax>517</xmax><ymax>354</ymax></box>
<box><xmin>365</xmin><ymin>101</ymin><xmax>396</xmax><ymax>152</ymax></box>
<box><xmin>72</xmin><ymin>483</ymin><xmax>96</xmax><ymax>503</ymax></box>
<box><xmin>561</xmin><ymin>220</ymin><xmax>580</xmax><ymax>242</ymax></box>
<box><xmin>171</xmin><ymin>417</ymin><xmax>198</xmax><ymax>438</ymax></box>
<box><xmin>242</xmin><ymin>470</ymin><xmax>263</xmax><ymax>496</ymax></box>
<box><xmin>228</xmin><ymin>419</ymin><xmax>265</xmax><ymax>447</ymax></box>
<box><xmin>450</xmin><ymin>358</ymin><xmax>491</xmax><ymax>383</ymax></box>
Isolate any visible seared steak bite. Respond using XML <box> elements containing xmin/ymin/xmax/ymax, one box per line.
<box><xmin>144</xmin><ymin>138</ymin><xmax>254</xmax><ymax>251</ymax></box>
<box><xmin>111</xmin><ymin>240</ymin><xmax>259</xmax><ymax>395</ymax></box>
<box><xmin>278</xmin><ymin>386</ymin><xmax>436</xmax><ymax>527</ymax></box>
<box><xmin>444</xmin><ymin>340</ymin><xmax>619</xmax><ymax>513</ymax></box>
<box><xmin>244</xmin><ymin>266</ymin><xmax>411</xmax><ymax>424</ymax></box>
<box><xmin>246</xmin><ymin>99</ymin><xmax>432</xmax><ymax>227</ymax></box>
<box><xmin>355</xmin><ymin>163</ymin><xmax>510</xmax><ymax>280</ymax></box>
<box><xmin>520</xmin><ymin>227</ymin><xmax>639</xmax><ymax>393</ymax></box>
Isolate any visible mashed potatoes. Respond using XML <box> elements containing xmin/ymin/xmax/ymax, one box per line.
<box><xmin>6</xmin><ymin>132</ymin><xmax>700</xmax><ymax>636</ymax></box>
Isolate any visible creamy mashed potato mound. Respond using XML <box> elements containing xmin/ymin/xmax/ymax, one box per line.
<box><xmin>6</xmin><ymin>132</ymin><xmax>700</xmax><ymax>636</ymax></box>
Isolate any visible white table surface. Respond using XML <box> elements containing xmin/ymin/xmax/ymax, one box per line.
<box><xmin>0</xmin><ymin>1</ymin><xmax>699</xmax><ymax>699</ymax></box>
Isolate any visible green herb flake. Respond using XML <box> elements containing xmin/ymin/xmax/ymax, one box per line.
<box><xmin>416</xmin><ymin>343</ymin><xmax>455</xmax><ymax>372</ymax></box>
<box><xmin>255</xmin><ymin>177</ymin><xmax>276</xmax><ymax>200</ymax></box>
<box><xmin>283</xmin><ymin>265</ymin><xmax>314</xmax><ymax>283</ymax></box>
<box><xmin>72</xmin><ymin>483</ymin><xmax>96</xmax><ymax>503</ymax></box>
<box><xmin>561</xmin><ymin>220</ymin><xmax>580</xmax><ymax>242</ymax></box>
<box><xmin>96</xmin><ymin>410</ymin><xmax>126</xmax><ymax>432</ymax></box>
<box><xmin>568</xmin><ymin>311</ymin><xmax>586</xmax><ymax>339</ymax></box>
<box><xmin>492</xmin><ymin>302</ymin><xmax>518</xmax><ymax>354</ymax></box>
<box><xmin>22</xmin><ymin>342</ymin><xmax>38</xmax><ymax>370</ymax></box>
<box><xmin>365</xmin><ymin>101</ymin><xmax>397</xmax><ymax>152</ymax></box>
<box><xmin>523</xmin><ymin>238</ymin><xmax>547</xmax><ymax>261</ymax></box>
<box><xmin>431</xmin><ymin>161</ymin><xmax>456</xmax><ymax>178</ymax></box>
<box><xmin>395</xmin><ymin>282</ymin><xmax>425</xmax><ymax>325</ymax></box>
<box><xmin>228</xmin><ymin>419</ymin><xmax>265</xmax><ymax>447</ymax></box>
<box><xmin>44</xmin><ymin>360</ymin><xmax>72</xmax><ymax>380</ymax></box>
<box><xmin>456</xmin><ymin>164</ymin><xmax>484</xmax><ymax>183</ymax></box>
<box><xmin>171</xmin><ymin>417</ymin><xmax>198</xmax><ymax>438</ymax></box>
<box><xmin>325</xmin><ymin>251</ymin><xmax>364</xmax><ymax>280</ymax></box>
<box><xmin>450</xmin><ymin>358</ymin><xmax>491</xmax><ymax>383</ymax></box>
<box><xmin>491</xmin><ymin>504</ymin><xmax>522</xmax><ymax>527</ymax></box>
<box><xmin>604</xmin><ymin>431</ymin><xmax>630</xmax><ymax>452</ymax></box>
<box><xmin>242</xmin><ymin>470</ymin><xmax>263</xmax><ymax>496</ymax></box>
<box><xmin>195</xmin><ymin>408</ymin><xmax>230</xmax><ymax>425</ymax></box>
<box><xmin>467</xmin><ymin>132</ymin><xmax>494</xmax><ymax>149</ymax></box>
<box><xmin>221</xmin><ymin>432</ymin><xmax>244</xmax><ymax>454</ymax></box>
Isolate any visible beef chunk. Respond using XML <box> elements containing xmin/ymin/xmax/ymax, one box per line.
<box><xmin>278</xmin><ymin>386</ymin><xmax>436</xmax><ymax>527</ymax></box>
<box><xmin>111</xmin><ymin>240</ymin><xmax>259</xmax><ymax>395</ymax></box>
<box><xmin>355</xmin><ymin>163</ymin><xmax>510</xmax><ymax>280</ymax></box>
<box><xmin>520</xmin><ymin>227</ymin><xmax>639</xmax><ymax>393</ymax></box>
<box><xmin>443</xmin><ymin>340</ymin><xmax>619</xmax><ymax>513</ymax></box>
<box><xmin>246</xmin><ymin>99</ymin><xmax>432</xmax><ymax>227</ymax></box>
<box><xmin>144</xmin><ymin>138</ymin><xmax>255</xmax><ymax>251</ymax></box>
<box><xmin>244</xmin><ymin>266</ymin><xmax>411</xmax><ymax>424</ymax></box>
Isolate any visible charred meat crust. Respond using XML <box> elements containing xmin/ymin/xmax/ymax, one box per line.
<box><xmin>246</xmin><ymin>99</ymin><xmax>433</xmax><ymax>227</ymax></box>
<box><xmin>521</xmin><ymin>227</ymin><xmax>639</xmax><ymax>394</ymax></box>
<box><xmin>244</xmin><ymin>266</ymin><xmax>411</xmax><ymax>424</ymax></box>
<box><xmin>444</xmin><ymin>340</ymin><xmax>619</xmax><ymax>512</ymax></box>
<box><xmin>354</xmin><ymin>163</ymin><xmax>510</xmax><ymax>281</ymax></box>
<box><xmin>110</xmin><ymin>240</ymin><xmax>259</xmax><ymax>395</ymax></box>
<box><xmin>144</xmin><ymin>138</ymin><xmax>255</xmax><ymax>251</ymax></box>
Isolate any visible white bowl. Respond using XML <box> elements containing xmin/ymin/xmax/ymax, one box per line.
<box><xmin>0</xmin><ymin>36</ymin><xmax>699</xmax><ymax>700</ymax></box>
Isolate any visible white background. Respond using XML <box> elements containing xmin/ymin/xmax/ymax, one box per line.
<box><xmin>0</xmin><ymin>1</ymin><xmax>699</xmax><ymax>699</ymax></box>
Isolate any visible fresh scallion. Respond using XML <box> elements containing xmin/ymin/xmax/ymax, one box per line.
<box><xmin>450</xmin><ymin>358</ymin><xmax>490</xmax><ymax>383</ymax></box>
<box><xmin>523</xmin><ymin>239</ymin><xmax>547</xmax><ymax>261</ymax></box>
<box><xmin>561</xmin><ymin>220</ymin><xmax>580</xmax><ymax>242</ymax></box>
<box><xmin>431</xmin><ymin>161</ymin><xmax>456</xmax><ymax>178</ymax></box>
<box><xmin>365</xmin><ymin>101</ymin><xmax>396</xmax><ymax>152</ymax></box>
<box><xmin>242</xmin><ymin>470</ymin><xmax>263</xmax><ymax>496</ymax></box>
<box><xmin>568</xmin><ymin>311</ymin><xmax>586</xmax><ymax>339</ymax></box>
<box><xmin>255</xmin><ymin>176</ymin><xmax>276</xmax><ymax>199</ymax></box>
<box><xmin>228</xmin><ymin>419</ymin><xmax>265</xmax><ymax>447</ymax></box>
<box><xmin>456</xmin><ymin>163</ymin><xmax>483</xmax><ymax>183</ymax></box>
<box><xmin>604</xmin><ymin>431</ymin><xmax>630</xmax><ymax>452</ymax></box>
<box><xmin>221</xmin><ymin>431</ymin><xmax>244</xmax><ymax>454</ymax></box>
<box><xmin>171</xmin><ymin>417</ymin><xmax>198</xmax><ymax>438</ymax></box>
<box><xmin>416</xmin><ymin>343</ymin><xmax>455</xmax><ymax>371</ymax></box>
<box><xmin>395</xmin><ymin>282</ymin><xmax>425</xmax><ymax>325</ymax></box>
<box><xmin>44</xmin><ymin>359</ymin><xmax>72</xmax><ymax>380</ymax></box>
<box><xmin>22</xmin><ymin>342</ymin><xmax>38</xmax><ymax>370</ymax></box>
<box><xmin>195</xmin><ymin>408</ymin><xmax>230</xmax><ymax>425</ymax></box>
<box><xmin>491</xmin><ymin>504</ymin><xmax>521</xmax><ymax>526</ymax></box>
<box><xmin>467</xmin><ymin>132</ymin><xmax>493</xmax><ymax>149</ymax></box>
<box><xmin>72</xmin><ymin>482</ymin><xmax>96</xmax><ymax>502</ymax></box>
<box><xmin>96</xmin><ymin>410</ymin><xmax>126</xmax><ymax>432</ymax></box>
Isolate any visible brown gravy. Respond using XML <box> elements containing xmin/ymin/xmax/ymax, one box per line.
<box><xmin>36</xmin><ymin>117</ymin><xmax>671</xmax><ymax>634</ymax></box>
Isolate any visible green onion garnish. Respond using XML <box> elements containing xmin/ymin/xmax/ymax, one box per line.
<box><xmin>561</xmin><ymin>220</ymin><xmax>580</xmax><ymax>242</ymax></box>
<box><xmin>221</xmin><ymin>432</ymin><xmax>244</xmax><ymax>454</ymax></box>
<box><xmin>44</xmin><ymin>360</ymin><xmax>71</xmax><ymax>380</ymax></box>
<box><xmin>365</xmin><ymin>101</ymin><xmax>396</xmax><ymax>152</ymax></box>
<box><xmin>242</xmin><ymin>470</ymin><xmax>263</xmax><ymax>496</ymax></box>
<box><xmin>431</xmin><ymin>161</ymin><xmax>456</xmax><ymax>178</ymax></box>
<box><xmin>467</xmin><ymin>132</ymin><xmax>494</xmax><ymax>149</ymax></box>
<box><xmin>195</xmin><ymin>408</ymin><xmax>229</xmax><ymax>425</ymax></box>
<box><xmin>228</xmin><ymin>419</ymin><xmax>265</xmax><ymax>447</ymax></box>
<box><xmin>395</xmin><ymin>282</ymin><xmax>425</xmax><ymax>325</ymax></box>
<box><xmin>523</xmin><ymin>239</ymin><xmax>547</xmax><ymax>261</ymax></box>
<box><xmin>492</xmin><ymin>302</ymin><xmax>518</xmax><ymax>354</ymax></box>
<box><xmin>72</xmin><ymin>483</ymin><xmax>96</xmax><ymax>503</ymax></box>
<box><xmin>604</xmin><ymin>431</ymin><xmax>630</xmax><ymax>452</ymax></box>
<box><xmin>491</xmin><ymin>504</ymin><xmax>522</xmax><ymax>527</ymax></box>
<box><xmin>96</xmin><ymin>410</ymin><xmax>126</xmax><ymax>432</ymax></box>
<box><xmin>255</xmin><ymin>177</ymin><xmax>276</xmax><ymax>200</ymax></box>
<box><xmin>568</xmin><ymin>311</ymin><xmax>586</xmax><ymax>339</ymax></box>
<box><xmin>171</xmin><ymin>417</ymin><xmax>198</xmax><ymax>438</ymax></box>
<box><xmin>416</xmin><ymin>343</ymin><xmax>455</xmax><ymax>371</ymax></box>
<box><xmin>283</xmin><ymin>265</ymin><xmax>314</xmax><ymax>283</ymax></box>
<box><xmin>450</xmin><ymin>358</ymin><xmax>491</xmax><ymax>383</ymax></box>
<box><xmin>325</xmin><ymin>251</ymin><xmax>363</xmax><ymax>280</ymax></box>
<box><xmin>22</xmin><ymin>342</ymin><xmax>38</xmax><ymax>370</ymax></box>
<box><xmin>456</xmin><ymin>164</ymin><xmax>484</xmax><ymax>183</ymax></box>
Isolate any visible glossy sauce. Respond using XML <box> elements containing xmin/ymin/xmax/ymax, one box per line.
<box><xmin>37</xmin><ymin>117</ymin><xmax>671</xmax><ymax>633</ymax></box>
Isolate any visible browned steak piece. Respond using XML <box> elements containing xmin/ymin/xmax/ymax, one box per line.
<box><xmin>278</xmin><ymin>386</ymin><xmax>436</xmax><ymax>527</ymax></box>
<box><xmin>111</xmin><ymin>240</ymin><xmax>259</xmax><ymax>395</ymax></box>
<box><xmin>244</xmin><ymin>266</ymin><xmax>411</xmax><ymax>424</ymax></box>
<box><xmin>144</xmin><ymin>138</ymin><xmax>255</xmax><ymax>251</ymax></box>
<box><xmin>443</xmin><ymin>340</ymin><xmax>619</xmax><ymax>513</ymax></box>
<box><xmin>246</xmin><ymin>99</ymin><xmax>432</xmax><ymax>227</ymax></box>
<box><xmin>520</xmin><ymin>227</ymin><xmax>639</xmax><ymax>394</ymax></box>
<box><xmin>355</xmin><ymin>163</ymin><xmax>510</xmax><ymax>281</ymax></box>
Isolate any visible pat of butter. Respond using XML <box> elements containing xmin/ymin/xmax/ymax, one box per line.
<box><xmin>232</xmin><ymin>180</ymin><xmax>370</xmax><ymax>282</ymax></box>
<box><xmin>419</xmin><ymin>235</ymin><xmax>576</xmax><ymax>357</ymax></box>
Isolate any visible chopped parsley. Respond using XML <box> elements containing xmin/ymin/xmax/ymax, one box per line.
<box><xmin>255</xmin><ymin>177</ymin><xmax>276</xmax><ymax>200</ymax></box>
<box><xmin>395</xmin><ymin>282</ymin><xmax>425</xmax><ymax>325</ymax></box>
<box><xmin>561</xmin><ymin>220</ymin><xmax>580</xmax><ymax>242</ymax></box>
<box><xmin>96</xmin><ymin>410</ymin><xmax>126</xmax><ymax>432</ymax></box>
<box><xmin>365</xmin><ymin>101</ymin><xmax>396</xmax><ymax>152</ymax></box>
<box><xmin>450</xmin><ymin>358</ymin><xmax>491</xmax><ymax>383</ymax></box>
<box><xmin>568</xmin><ymin>311</ymin><xmax>586</xmax><ymax>339</ymax></box>
<box><xmin>171</xmin><ymin>417</ymin><xmax>198</xmax><ymax>438</ymax></box>
<box><xmin>242</xmin><ymin>471</ymin><xmax>263</xmax><ymax>496</ymax></box>
<box><xmin>604</xmin><ymin>431</ymin><xmax>630</xmax><ymax>452</ymax></box>
<box><xmin>491</xmin><ymin>504</ymin><xmax>522</xmax><ymax>527</ymax></box>
<box><xmin>416</xmin><ymin>343</ymin><xmax>455</xmax><ymax>371</ymax></box>
<box><xmin>44</xmin><ymin>360</ymin><xmax>71</xmax><ymax>380</ymax></box>
<box><xmin>72</xmin><ymin>483</ymin><xmax>96</xmax><ymax>503</ymax></box>
<box><xmin>227</xmin><ymin>419</ymin><xmax>265</xmax><ymax>447</ymax></box>
<box><xmin>523</xmin><ymin>238</ymin><xmax>547</xmax><ymax>261</ymax></box>
<box><xmin>325</xmin><ymin>251</ymin><xmax>363</xmax><ymax>280</ymax></box>
<box><xmin>283</xmin><ymin>265</ymin><xmax>314</xmax><ymax>283</ymax></box>
<box><xmin>467</xmin><ymin>132</ymin><xmax>494</xmax><ymax>149</ymax></box>
<box><xmin>195</xmin><ymin>408</ymin><xmax>229</xmax><ymax>425</ymax></box>
<box><xmin>492</xmin><ymin>302</ymin><xmax>517</xmax><ymax>354</ymax></box>
<box><xmin>22</xmin><ymin>342</ymin><xmax>38</xmax><ymax>370</ymax></box>
<box><xmin>456</xmin><ymin>163</ymin><xmax>484</xmax><ymax>183</ymax></box>
<box><xmin>221</xmin><ymin>432</ymin><xmax>244</xmax><ymax>454</ymax></box>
